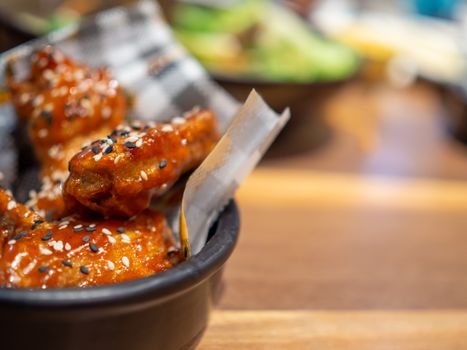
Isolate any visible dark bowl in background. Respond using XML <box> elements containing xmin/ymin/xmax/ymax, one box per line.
<box><xmin>440</xmin><ymin>84</ymin><xmax>467</xmax><ymax>144</ymax></box>
<box><xmin>214</xmin><ymin>74</ymin><xmax>357</xmax><ymax>157</ymax></box>
<box><xmin>0</xmin><ymin>200</ymin><xmax>240</xmax><ymax>350</ymax></box>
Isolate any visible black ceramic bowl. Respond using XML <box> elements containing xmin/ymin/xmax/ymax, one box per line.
<box><xmin>0</xmin><ymin>200</ymin><xmax>239</xmax><ymax>350</ymax></box>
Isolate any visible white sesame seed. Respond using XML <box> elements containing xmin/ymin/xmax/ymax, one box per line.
<box><xmin>136</xmin><ymin>139</ymin><xmax>143</xmax><ymax>148</ymax></box>
<box><xmin>102</xmin><ymin>106</ymin><xmax>111</xmax><ymax>119</ymax></box>
<box><xmin>48</xmin><ymin>240</ymin><xmax>56</xmax><ymax>246</ymax></box>
<box><xmin>53</xmin><ymin>241</ymin><xmax>64</xmax><ymax>252</ymax></box>
<box><xmin>181</xmin><ymin>139</ymin><xmax>188</xmax><ymax>145</ymax></box>
<box><xmin>7</xmin><ymin>200</ymin><xmax>16</xmax><ymax>210</ymax></box>
<box><xmin>65</xmin><ymin>243</ymin><xmax>71</xmax><ymax>251</ymax></box>
<box><xmin>172</xmin><ymin>117</ymin><xmax>185</xmax><ymax>125</ymax></box>
<box><xmin>127</xmin><ymin>136</ymin><xmax>139</xmax><ymax>143</ymax></box>
<box><xmin>122</xmin><ymin>256</ymin><xmax>130</xmax><ymax>267</ymax></box>
<box><xmin>38</xmin><ymin>129</ymin><xmax>48</xmax><ymax>138</ymax></box>
<box><xmin>161</xmin><ymin>125</ymin><xmax>173</xmax><ymax>132</ymax></box>
<box><xmin>89</xmin><ymin>224</ymin><xmax>96</xmax><ymax>228</ymax></box>
<box><xmin>121</xmin><ymin>234</ymin><xmax>131</xmax><ymax>242</ymax></box>
<box><xmin>108</xmin><ymin>236</ymin><xmax>116</xmax><ymax>244</ymax></box>
<box><xmin>140</xmin><ymin>170</ymin><xmax>148</xmax><ymax>181</ymax></box>
<box><xmin>107</xmin><ymin>261</ymin><xmax>115</xmax><ymax>270</ymax></box>
<box><xmin>114</xmin><ymin>154</ymin><xmax>123</xmax><ymax>164</ymax></box>
<box><xmin>73</xmin><ymin>224</ymin><xmax>83</xmax><ymax>229</ymax></box>
<box><xmin>93</xmin><ymin>153</ymin><xmax>103</xmax><ymax>161</ymax></box>
<box><xmin>102</xmin><ymin>228</ymin><xmax>112</xmax><ymax>235</ymax></box>
<box><xmin>40</xmin><ymin>247</ymin><xmax>53</xmax><ymax>255</ymax></box>
<box><xmin>58</xmin><ymin>225</ymin><xmax>68</xmax><ymax>230</ymax></box>
<box><xmin>7</xmin><ymin>239</ymin><xmax>16</xmax><ymax>245</ymax></box>
<box><xmin>33</xmin><ymin>95</ymin><xmax>44</xmax><ymax>107</ymax></box>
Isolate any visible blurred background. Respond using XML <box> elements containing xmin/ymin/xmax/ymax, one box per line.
<box><xmin>4</xmin><ymin>0</ymin><xmax>467</xmax><ymax>316</ymax></box>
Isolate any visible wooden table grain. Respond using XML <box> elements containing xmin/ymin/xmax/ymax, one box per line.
<box><xmin>200</xmin><ymin>82</ymin><xmax>467</xmax><ymax>348</ymax></box>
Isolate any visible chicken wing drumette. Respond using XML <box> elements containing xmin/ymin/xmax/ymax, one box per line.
<box><xmin>0</xmin><ymin>189</ymin><xmax>178</xmax><ymax>288</ymax></box>
<box><xmin>64</xmin><ymin>108</ymin><xmax>219</xmax><ymax>217</ymax></box>
<box><xmin>7</xmin><ymin>46</ymin><xmax>127</xmax><ymax>218</ymax></box>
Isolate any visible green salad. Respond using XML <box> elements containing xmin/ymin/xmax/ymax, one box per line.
<box><xmin>173</xmin><ymin>0</ymin><xmax>360</xmax><ymax>82</ymax></box>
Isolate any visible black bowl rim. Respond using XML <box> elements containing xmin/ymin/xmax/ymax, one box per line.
<box><xmin>0</xmin><ymin>200</ymin><xmax>240</xmax><ymax>308</ymax></box>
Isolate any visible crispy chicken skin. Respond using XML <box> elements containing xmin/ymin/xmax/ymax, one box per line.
<box><xmin>64</xmin><ymin>108</ymin><xmax>219</xmax><ymax>217</ymax></box>
<box><xmin>0</xmin><ymin>189</ymin><xmax>178</xmax><ymax>288</ymax></box>
<box><xmin>7</xmin><ymin>46</ymin><xmax>126</xmax><ymax>218</ymax></box>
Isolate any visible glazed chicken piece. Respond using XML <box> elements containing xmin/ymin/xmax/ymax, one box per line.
<box><xmin>0</xmin><ymin>193</ymin><xmax>178</xmax><ymax>288</ymax></box>
<box><xmin>64</xmin><ymin>108</ymin><xmax>219</xmax><ymax>217</ymax></box>
<box><xmin>7</xmin><ymin>46</ymin><xmax>126</xmax><ymax>218</ymax></box>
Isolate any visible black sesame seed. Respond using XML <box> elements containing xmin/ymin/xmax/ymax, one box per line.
<box><xmin>131</xmin><ymin>125</ymin><xmax>141</xmax><ymax>131</ymax></box>
<box><xmin>120</xmin><ymin>130</ymin><xmax>130</xmax><ymax>137</ymax></box>
<box><xmin>89</xmin><ymin>243</ymin><xmax>99</xmax><ymax>253</ymax></box>
<box><xmin>13</xmin><ymin>230</ymin><xmax>28</xmax><ymax>241</ymax></box>
<box><xmin>91</xmin><ymin>146</ymin><xmax>99</xmax><ymax>154</ymax></box>
<box><xmin>107</xmin><ymin>135</ymin><xmax>117</xmax><ymax>143</ymax></box>
<box><xmin>111</xmin><ymin>129</ymin><xmax>119</xmax><ymax>136</ymax></box>
<box><xmin>104</xmin><ymin>145</ymin><xmax>113</xmax><ymax>154</ymax></box>
<box><xmin>41</xmin><ymin>230</ymin><xmax>53</xmax><ymax>241</ymax></box>
<box><xmin>125</xmin><ymin>141</ymin><xmax>136</xmax><ymax>149</ymax></box>
<box><xmin>38</xmin><ymin>265</ymin><xmax>49</xmax><ymax>273</ymax></box>
<box><xmin>74</xmin><ymin>227</ymin><xmax>83</xmax><ymax>233</ymax></box>
<box><xmin>31</xmin><ymin>219</ymin><xmax>44</xmax><ymax>230</ymax></box>
<box><xmin>116</xmin><ymin>227</ymin><xmax>126</xmax><ymax>234</ymax></box>
<box><xmin>82</xmin><ymin>235</ymin><xmax>90</xmax><ymax>243</ymax></box>
<box><xmin>62</xmin><ymin>260</ymin><xmax>73</xmax><ymax>268</ymax></box>
<box><xmin>40</xmin><ymin>110</ymin><xmax>53</xmax><ymax>125</ymax></box>
<box><xmin>85</xmin><ymin>226</ymin><xmax>96</xmax><ymax>232</ymax></box>
<box><xmin>159</xmin><ymin>159</ymin><xmax>167</xmax><ymax>169</ymax></box>
<box><xmin>80</xmin><ymin>266</ymin><xmax>89</xmax><ymax>275</ymax></box>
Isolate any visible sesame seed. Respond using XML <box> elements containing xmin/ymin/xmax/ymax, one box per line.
<box><xmin>32</xmin><ymin>220</ymin><xmax>44</xmax><ymax>230</ymax></box>
<box><xmin>38</xmin><ymin>265</ymin><xmax>49</xmax><ymax>273</ymax></box>
<box><xmin>91</xmin><ymin>146</ymin><xmax>99</xmax><ymax>154</ymax></box>
<box><xmin>104</xmin><ymin>145</ymin><xmax>113</xmax><ymax>154</ymax></box>
<box><xmin>136</xmin><ymin>139</ymin><xmax>143</xmax><ymax>147</ymax></box>
<box><xmin>40</xmin><ymin>247</ymin><xmax>53</xmax><ymax>255</ymax></box>
<box><xmin>65</xmin><ymin>242</ymin><xmax>71</xmax><ymax>251</ymax></box>
<box><xmin>7</xmin><ymin>200</ymin><xmax>16</xmax><ymax>210</ymax></box>
<box><xmin>172</xmin><ymin>117</ymin><xmax>185</xmax><ymax>124</ymax></box>
<box><xmin>73</xmin><ymin>227</ymin><xmax>83</xmax><ymax>233</ymax></box>
<box><xmin>82</xmin><ymin>236</ymin><xmax>90</xmax><ymax>243</ymax></box>
<box><xmin>120</xmin><ymin>130</ymin><xmax>130</xmax><ymax>137</ymax></box>
<box><xmin>181</xmin><ymin>139</ymin><xmax>188</xmax><ymax>145</ymax></box>
<box><xmin>114</xmin><ymin>154</ymin><xmax>123</xmax><ymax>164</ymax></box>
<box><xmin>58</xmin><ymin>224</ymin><xmax>68</xmax><ymax>230</ymax></box>
<box><xmin>74</xmin><ymin>224</ymin><xmax>83</xmax><ymax>229</ymax></box>
<box><xmin>161</xmin><ymin>125</ymin><xmax>173</xmax><ymax>132</ymax></box>
<box><xmin>41</xmin><ymin>230</ymin><xmax>53</xmax><ymax>241</ymax></box>
<box><xmin>38</xmin><ymin>129</ymin><xmax>48</xmax><ymax>138</ymax></box>
<box><xmin>53</xmin><ymin>241</ymin><xmax>64</xmax><ymax>251</ymax></box>
<box><xmin>7</xmin><ymin>239</ymin><xmax>16</xmax><ymax>245</ymax></box>
<box><xmin>159</xmin><ymin>159</ymin><xmax>167</xmax><ymax>169</ymax></box>
<box><xmin>85</xmin><ymin>226</ymin><xmax>96</xmax><ymax>232</ymax></box>
<box><xmin>89</xmin><ymin>243</ymin><xmax>99</xmax><ymax>252</ymax></box>
<box><xmin>93</xmin><ymin>153</ymin><xmax>103</xmax><ymax>161</ymax></box>
<box><xmin>122</xmin><ymin>256</ymin><xmax>130</xmax><ymax>267</ymax></box>
<box><xmin>89</xmin><ymin>224</ymin><xmax>96</xmax><ymax>228</ymax></box>
<box><xmin>102</xmin><ymin>228</ymin><xmax>112</xmax><ymax>235</ymax></box>
<box><xmin>140</xmin><ymin>170</ymin><xmax>148</xmax><ymax>181</ymax></box>
<box><xmin>80</xmin><ymin>266</ymin><xmax>89</xmax><ymax>275</ymax></box>
<box><xmin>107</xmin><ymin>261</ymin><xmax>115</xmax><ymax>270</ymax></box>
<box><xmin>116</xmin><ymin>227</ymin><xmax>125</xmax><ymax>234</ymax></box>
<box><xmin>121</xmin><ymin>234</ymin><xmax>131</xmax><ymax>243</ymax></box>
<box><xmin>33</xmin><ymin>95</ymin><xmax>44</xmax><ymax>107</ymax></box>
<box><xmin>125</xmin><ymin>141</ymin><xmax>136</xmax><ymax>149</ymax></box>
<box><xmin>62</xmin><ymin>260</ymin><xmax>73</xmax><ymax>267</ymax></box>
<box><xmin>13</xmin><ymin>230</ymin><xmax>28</xmax><ymax>241</ymax></box>
<box><xmin>107</xmin><ymin>236</ymin><xmax>116</xmax><ymax>244</ymax></box>
<box><xmin>127</xmin><ymin>136</ymin><xmax>139</xmax><ymax>143</ymax></box>
<box><xmin>102</xmin><ymin>106</ymin><xmax>111</xmax><ymax>119</ymax></box>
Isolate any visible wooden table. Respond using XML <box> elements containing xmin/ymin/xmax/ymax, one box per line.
<box><xmin>199</xmin><ymin>82</ymin><xmax>467</xmax><ymax>348</ymax></box>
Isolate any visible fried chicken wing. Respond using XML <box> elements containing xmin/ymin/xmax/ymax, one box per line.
<box><xmin>0</xmin><ymin>207</ymin><xmax>179</xmax><ymax>288</ymax></box>
<box><xmin>64</xmin><ymin>108</ymin><xmax>219</xmax><ymax>217</ymax></box>
<box><xmin>7</xmin><ymin>46</ymin><xmax>127</xmax><ymax>218</ymax></box>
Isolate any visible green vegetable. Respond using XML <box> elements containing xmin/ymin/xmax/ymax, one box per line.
<box><xmin>173</xmin><ymin>0</ymin><xmax>360</xmax><ymax>82</ymax></box>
